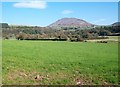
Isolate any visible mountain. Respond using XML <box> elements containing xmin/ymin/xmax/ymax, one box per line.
<box><xmin>112</xmin><ymin>22</ymin><xmax>120</xmax><ymax>26</ymax></box>
<box><xmin>48</xmin><ymin>18</ymin><xmax>94</xmax><ymax>28</ymax></box>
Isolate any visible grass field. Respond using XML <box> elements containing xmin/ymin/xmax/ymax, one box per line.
<box><xmin>2</xmin><ymin>40</ymin><xmax>118</xmax><ymax>85</ymax></box>
<box><xmin>86</xmin><ymin>36</ymin><xmax>119</xmax><ymax>42</ymax></box>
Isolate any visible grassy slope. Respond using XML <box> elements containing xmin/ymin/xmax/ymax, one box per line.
<box><xmin>2</xmin><ymin>40</ymin><xmax>118</xmax><ymax>85</ymax></box>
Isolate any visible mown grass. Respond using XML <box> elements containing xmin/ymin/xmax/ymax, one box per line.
<box><xmin>2</xmin><ymin>40</ymin><xmax>118</xmax><ymax>85</ymax></box>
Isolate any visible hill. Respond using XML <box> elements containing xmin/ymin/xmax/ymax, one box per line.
<box><xmin>0</xmin><ymin>23</ymin><xmax>9</xmax><ymax>28</ymax></box>
<box><xmin>48</xmin><ymin>18</ymin><xmax>94</xmax><ymax>28</ymax></box>
<box><xmin>112</xmin><ymin>22</ymin><xmax>120</xmax><ymax>26</ymax></box>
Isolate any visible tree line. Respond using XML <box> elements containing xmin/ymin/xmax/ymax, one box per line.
<box><xmin>2</xmin><ymin>24</ymin><xmax>120</xmax><ymax>41</ymax></box>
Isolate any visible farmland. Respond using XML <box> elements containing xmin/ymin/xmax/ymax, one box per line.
<box><xmin>86</xmin><ymin>36</ymin><xmax>119</xmax><ymax>42</ymax></box>
<box><xmin>2</xmin><ymin>40</ymin><xmax>118</xmax><ymax>85</ymax></box>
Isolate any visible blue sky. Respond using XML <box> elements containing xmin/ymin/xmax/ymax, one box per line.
<box><xmin>2</xmin><ymin>2</ymin><xmax>118</xmax><ymax>26</ymax></box>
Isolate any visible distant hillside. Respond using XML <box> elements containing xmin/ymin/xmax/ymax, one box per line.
<box><xmin>49</xmin><ymin>18</ymin><xmax>94</xmax><ymax>28</ymax></box>
<box><xmin>0</xmin><ymin>23</ymin><xmax>9</xmax><ymax>28</ymax></box>
<box><xmin>112</xmin><ymin>22</ymin><xmax>120</xmax><ymax>26</ymax></box>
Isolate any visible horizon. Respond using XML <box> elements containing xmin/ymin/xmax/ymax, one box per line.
<box><xmin>1</xmin><ymin>2</ymin><xmax>118</xmax><ymax>27</ymax></box>
<box><xmin>1</xmin><ymin>17</ymin><xmax>118</xmax><ymax>27</ymax></box>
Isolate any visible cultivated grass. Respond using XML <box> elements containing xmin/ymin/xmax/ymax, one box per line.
<box><xmin>2</xmin><ymin>40</ymin><xmax>118</xmax><ymax>85</ymax></box>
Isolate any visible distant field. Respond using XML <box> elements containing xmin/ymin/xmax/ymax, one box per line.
<box><xmin>108</xmin><ymin>36</ymin><xmax>119</xmax><ymax>41</ymax></box>
<box><xmin>86</xmin><ymin>36</ymin><xmax>119</xmax><ymax>42</ymax></box>
<box><xmin>2</xmin><ymin>40</ymin><xmax>118</xmax><ymax>85</ymax></box>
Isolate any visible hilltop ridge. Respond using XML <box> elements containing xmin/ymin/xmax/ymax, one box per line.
<box><xmin>49</xmin><ymin>18</ymin><xmax>94</xmax><ymax>27</ymax></box>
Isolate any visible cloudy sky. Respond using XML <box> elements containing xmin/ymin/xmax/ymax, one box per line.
<box><xmin>1</xmin><ymin>1</ymin><xmax>118</xmax><ymax>26</ymax></box>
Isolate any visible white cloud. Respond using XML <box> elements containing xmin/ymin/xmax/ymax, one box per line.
<box><xmin>93</xmin><ymin>19</ymin><xmax>106</xmax><ymax>23</ymax></box>
<box><xmin>13</xmin><ymin>0</ymin><xmax>47</xmax><ymax>9</ymax></box>
<box><xmin>62</xmin><ymin>10</ymin><xmax>73</xmax><ymax>14</ymax></box>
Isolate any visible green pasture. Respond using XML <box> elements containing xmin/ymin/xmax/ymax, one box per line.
<box><xmin>2</xmin><ymin>40</ymin><xmax>118</xmax><ymax>85</ymax></box>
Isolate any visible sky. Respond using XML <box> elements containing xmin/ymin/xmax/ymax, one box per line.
<box><xmin>1</xmin><ymin>1</ymin><xmax>118</xmax><ymax>26</ymax></box>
